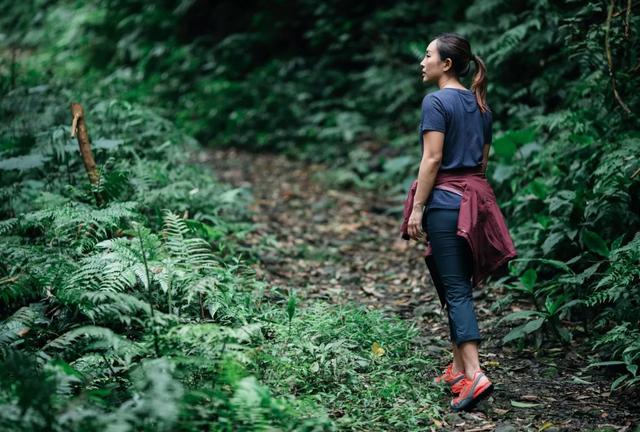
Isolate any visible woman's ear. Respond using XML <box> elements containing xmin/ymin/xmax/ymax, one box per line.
<box><xmin>442</xmin><ymin>58</ymin><xmax>452</xmax><ymax>72</ymax></box>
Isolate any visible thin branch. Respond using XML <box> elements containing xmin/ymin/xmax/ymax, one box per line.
<box><xmin>70</xmin><ymin>103</ymin><xmax>104</xmax><ymax>205</ymax></box>
<box><xmin>625</xmin><ymin>0</ymin><xmax>631</xmax><ymax>38</ymax></box>
<box><xmin>604</xmin><ymin>0</ymin><xmax>633</xmax><ymax>115</ymax></box>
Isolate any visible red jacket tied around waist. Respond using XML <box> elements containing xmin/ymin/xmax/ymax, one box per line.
<box><xmin>400</xmin><ymin>167</ymin><xmax>517</xmax><ymax>288</ymax></box>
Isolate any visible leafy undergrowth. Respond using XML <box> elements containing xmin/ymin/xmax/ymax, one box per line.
<box><xmin>0</xmin><ymin>84</ymin><xmax>444</xmax><ymax>431</ymax></box>
<box><xmin>206</xmin><ymin>148</ymin><xmax>640</xmax><ymax>431</ymax></box>
<box><xmin>3</xmin><ymin>0</ymin><xmax>639</xmax><ymax>393</ymax></box>
<box><xmin>257</xmin><ymin>302</ymin><xmax>443</xmax><ymax>430</ymax></box>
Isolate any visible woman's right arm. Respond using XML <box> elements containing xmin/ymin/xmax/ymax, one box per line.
<box><xmin>481</xmin><ymin>143</ymin><xmax>490</xmax><ymax>174</ymax></box>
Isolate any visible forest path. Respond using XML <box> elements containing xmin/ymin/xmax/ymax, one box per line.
<box><xmin>202</xmin><ymin>148</ymin><xmax>639</xmax><ymax>432</ymax></box>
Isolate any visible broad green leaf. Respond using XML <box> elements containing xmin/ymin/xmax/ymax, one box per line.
<box><xmin>610</xmin><ymin>374</ymin><xmax>629</xmax><ymax>391</ymax></box>
<box><xmin>498</xmin><ymin>310</ymin><xmax>544</xmax><ymax>324</ymax></box>
<box><xmin>502</xmin><ymin>316</ymin><xmax>546</xmax><ymax>344</ymax></box>
<box><xmin>610</xmin><ymin>233</ymin><xmax>626</xmax><ymax>251</ymax></box>
<box><xmin>545</xmin><ymin>296</ymin><xmax>560</xmax><ymax>315</ymax></box>
<box><xmin>493</xmin><ymin>128</ymin><xmax>537</xmax><ymax>160</ymax></box>
<box><xmin>529</xmin><ymin>179</ymin><xmax>548</xmax><ymax>200</ymax></box>
<box><xmin>519</xmin><ymin>268</ymin><xmax>537</xmax><ymax>292</ymax></box>
<box><xmin>509</xmin><ymin>258</ymin><xmax>573</xmax><ymax>274</ymax></box>
<box><xmin>535</xmin><ymin>214</ymin><xmax>551</xmax><ymax>229</ymax></box>
<box><xmin>541</xmin><ymin>232</ymin><xmax>564</xmax><ymax>255</ymax></box>
<box><xmin>581</xmin><ymin>229</ymin><xmax>610</xmax><ymax>258</ymax></box>
<box><xmin>492</xmin><ymin>135</ymin><xmax>517</xmax><ymax>159</ymax></box>
<box><xmin>503</xmin><ymin>325</ymin><xmax>527</xmax><ymax>343</ymax></box>
<box><xmin>522</xmin><ymin>318</ymin><xmax>545</xmax><ymax>333</ymax></box>
<box><xmin>491</xmin><ymin>163</ymin><xmax>515</xmax><ymax>183</ymax></box>
<box><xmin>51</xmin><ymin>360</ymin><xmax>84</xmax><ymax>380</ymax></box>
<box><xmin>558</xmin><ymin>326</ymin><xmax>572</xmax><ymax>343</ymax></box>
<box><xmin>517</xmin><ymin>141</ymin><xmax>542</xmax><ymax>158</ymax></box>
<box><xmin>555</xmin><ymin>299</ymin><xmax>585</xmax><ymax>314</ymax></box>
<box><xmin>586</xmin><ymin>360</ymin><xmax>626</xmax><ymax>369</ymax></box>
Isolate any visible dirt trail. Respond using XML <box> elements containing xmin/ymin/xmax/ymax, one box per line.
<box><xmin>201</xmin><ymin>148</ymin><xmax>639</xmax><ymax>432</ymax></box>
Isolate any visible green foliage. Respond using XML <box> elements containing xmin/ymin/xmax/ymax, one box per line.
<box><xmin>0</xmin><ymin>81</ymin><xmax>339</xmax><ymax>429</ymax></box>
<box><xmin>450</xmin><ymin>0</ymin><xmax>640</xmax><ymax>387</ymax></box>
<box><xmin>1</xmin><ymin>1</ymin><xmax>639</xmax><ymax>426</ymax></box>
<box><xmin>589</xmin><ymin>323</ymin><xmax>640</xmax><ymax>391</ymax></box>
<box><xmin>257</xmin><ymin>302</ymin><xmax>444</xmax><ymax>430</ymax></box>
<box><xmin>0</xmin><ymin>46</ymin><xmax>445</xmax><ymax>432</ymax></box>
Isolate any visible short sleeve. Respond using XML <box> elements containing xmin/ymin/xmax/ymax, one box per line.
<box><xmin>420</xmin><ymin>94</ymin><xmax>447</xmax><ymax>134</ymax></box>
<box><xmin>483</xmin><ymin>110</ymin><xmax>492</xmax><ymax>145</ymax></box>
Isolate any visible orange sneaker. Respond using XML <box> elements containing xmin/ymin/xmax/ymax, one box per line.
<box><xmin>433</xmin><ymin>363</ymin><xmax>465</xmax><ymax>388</ymax></box>
<box><xmin>450</xmin><ymin>370</ymin><xmax>493</xmax><ymax>412</ymax></box>
<box><xmin>451</xmin><ymin>377</ymin><xmax>467</xmax><ymax>395</ymax></box>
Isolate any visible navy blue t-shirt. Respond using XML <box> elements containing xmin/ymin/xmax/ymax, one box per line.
<box><xmin>419</xmin><ymin>87</ymin><xmax>492</xmax><ymax>211</ymax></box>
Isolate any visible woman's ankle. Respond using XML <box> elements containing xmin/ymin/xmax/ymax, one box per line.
<box><xmin>464</xmin><ymin>366</ymin><xmax>482</xmax><ymax>380</ymax></box>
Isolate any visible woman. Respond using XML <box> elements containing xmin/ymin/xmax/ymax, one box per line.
<box><xmin>405</xmin><ymin>33</ymin><xmax>517</xmax><ymax>412</ymax></box>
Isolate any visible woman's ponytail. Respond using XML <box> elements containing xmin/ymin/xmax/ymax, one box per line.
<box><xmin>471</xmin><ymin>54</ymin><xmax>489</xmax><ymax>113</ymax></box>
<box><xmin>432</xmin><ymin>33</ymin><xmax>490</xmax><ymax>113</ymax></box>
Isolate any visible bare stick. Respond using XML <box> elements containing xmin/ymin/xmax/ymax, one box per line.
<box><xmin>70</xmin><ymin>103</ymin><xmax>103</xmax><ymax>205</ymax></box>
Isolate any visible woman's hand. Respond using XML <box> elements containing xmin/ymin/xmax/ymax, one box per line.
<box><xmin>407</xmin><ymin>206</ymin><xmax>427</xmax><ymax>242</ymax></box>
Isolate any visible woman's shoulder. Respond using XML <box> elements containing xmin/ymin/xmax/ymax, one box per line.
<box><xmin>423</xmin><ymin>88</ymin><xmax>450</xmax><ymax>101</ymax></box>
<box><xmin>421</xmin><ymin>90</ymin><xmax>448</xmax><ymax>111</ymax></box>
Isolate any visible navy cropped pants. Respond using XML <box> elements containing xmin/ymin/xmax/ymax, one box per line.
<box><xmin>423</xmin><ymin>208</ymin><xmax>482</xmax><ymax>347</ymax></box>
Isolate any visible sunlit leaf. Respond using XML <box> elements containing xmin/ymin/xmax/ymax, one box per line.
<box><xmin>371</xmin><ymin>341</ymin><xmax>385</xmax><ymax>357</ymax></box>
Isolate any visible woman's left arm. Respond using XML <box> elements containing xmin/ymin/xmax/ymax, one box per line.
<box><xmin>407</xmin><ymin>130</ymin><xmax>444</xmax><ymax>240</ymax></box>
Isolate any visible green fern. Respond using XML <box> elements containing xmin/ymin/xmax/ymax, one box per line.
<box><xmin>45</xmin><ymin>325</ymin><xmax>140</xmax><ymax>355</ymax></box>
<box><xmin>0</xmin><ymin>304</ymin><xmax>45</xmax><ymax>350</ymax></box>
<box><xmin>162</xmin><ymin>210</ymin><xmax>217</xmax><ymax>270</ymax></box>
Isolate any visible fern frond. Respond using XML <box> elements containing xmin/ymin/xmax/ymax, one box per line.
<box><xmin>0</xmin><ymin>305</ymin><xmax>45</xmax><ymax>349</ymax></box>
<box><xmin>163</xmin><ymin>210</ymin><xmax>217</xmax><ymax>270</ymax></box>
<box><xmin>45</xmin><ymin>325</ymin><xmax>139</xmax><ymax>355</ymax></box>
<box><xmin>0</xmin><ymin>218</ymin><xmax>18</xmax><ymax>235</ymax></box>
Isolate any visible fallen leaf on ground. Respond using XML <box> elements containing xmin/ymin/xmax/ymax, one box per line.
<box><xmin>371</xmin><ymin>341</ymin><xmax>385</xmax><ymax>357</ymax></box>
<box><xmin>511</xmin><ymin>400</ymin><xmax>541</xmax><ymax>408</ymax></box>
<box><xmin>465</xmin><ymin>424</ymin><xmax>496</xmax><ymax>432</ymax></box>
<box><xmin>538</xmin><ymin>421</ymin><xmax>555</xmax><ymax>431</ymax></box>
<box><xmin>361</xmin><ymin>284</ymin><xmax>385</xmax><ymax>298</ymax></box>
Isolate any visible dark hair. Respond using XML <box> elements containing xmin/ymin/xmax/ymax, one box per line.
<box><xmin>433</xmin><ymin>32</ymin><xmax>489</xmax><ymax>113</ymax></box>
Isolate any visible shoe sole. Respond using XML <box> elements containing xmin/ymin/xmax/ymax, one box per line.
<box><xmin>451</xmin><ymin>383</ymin><xmax>494</xmax><ymax>412</ymax></box>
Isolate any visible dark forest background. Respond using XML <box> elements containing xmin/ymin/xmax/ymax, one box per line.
<box><xmin>1</xmin><ymin>0</ymin><xmax>639</xmax><ymax>430</ymax></box>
